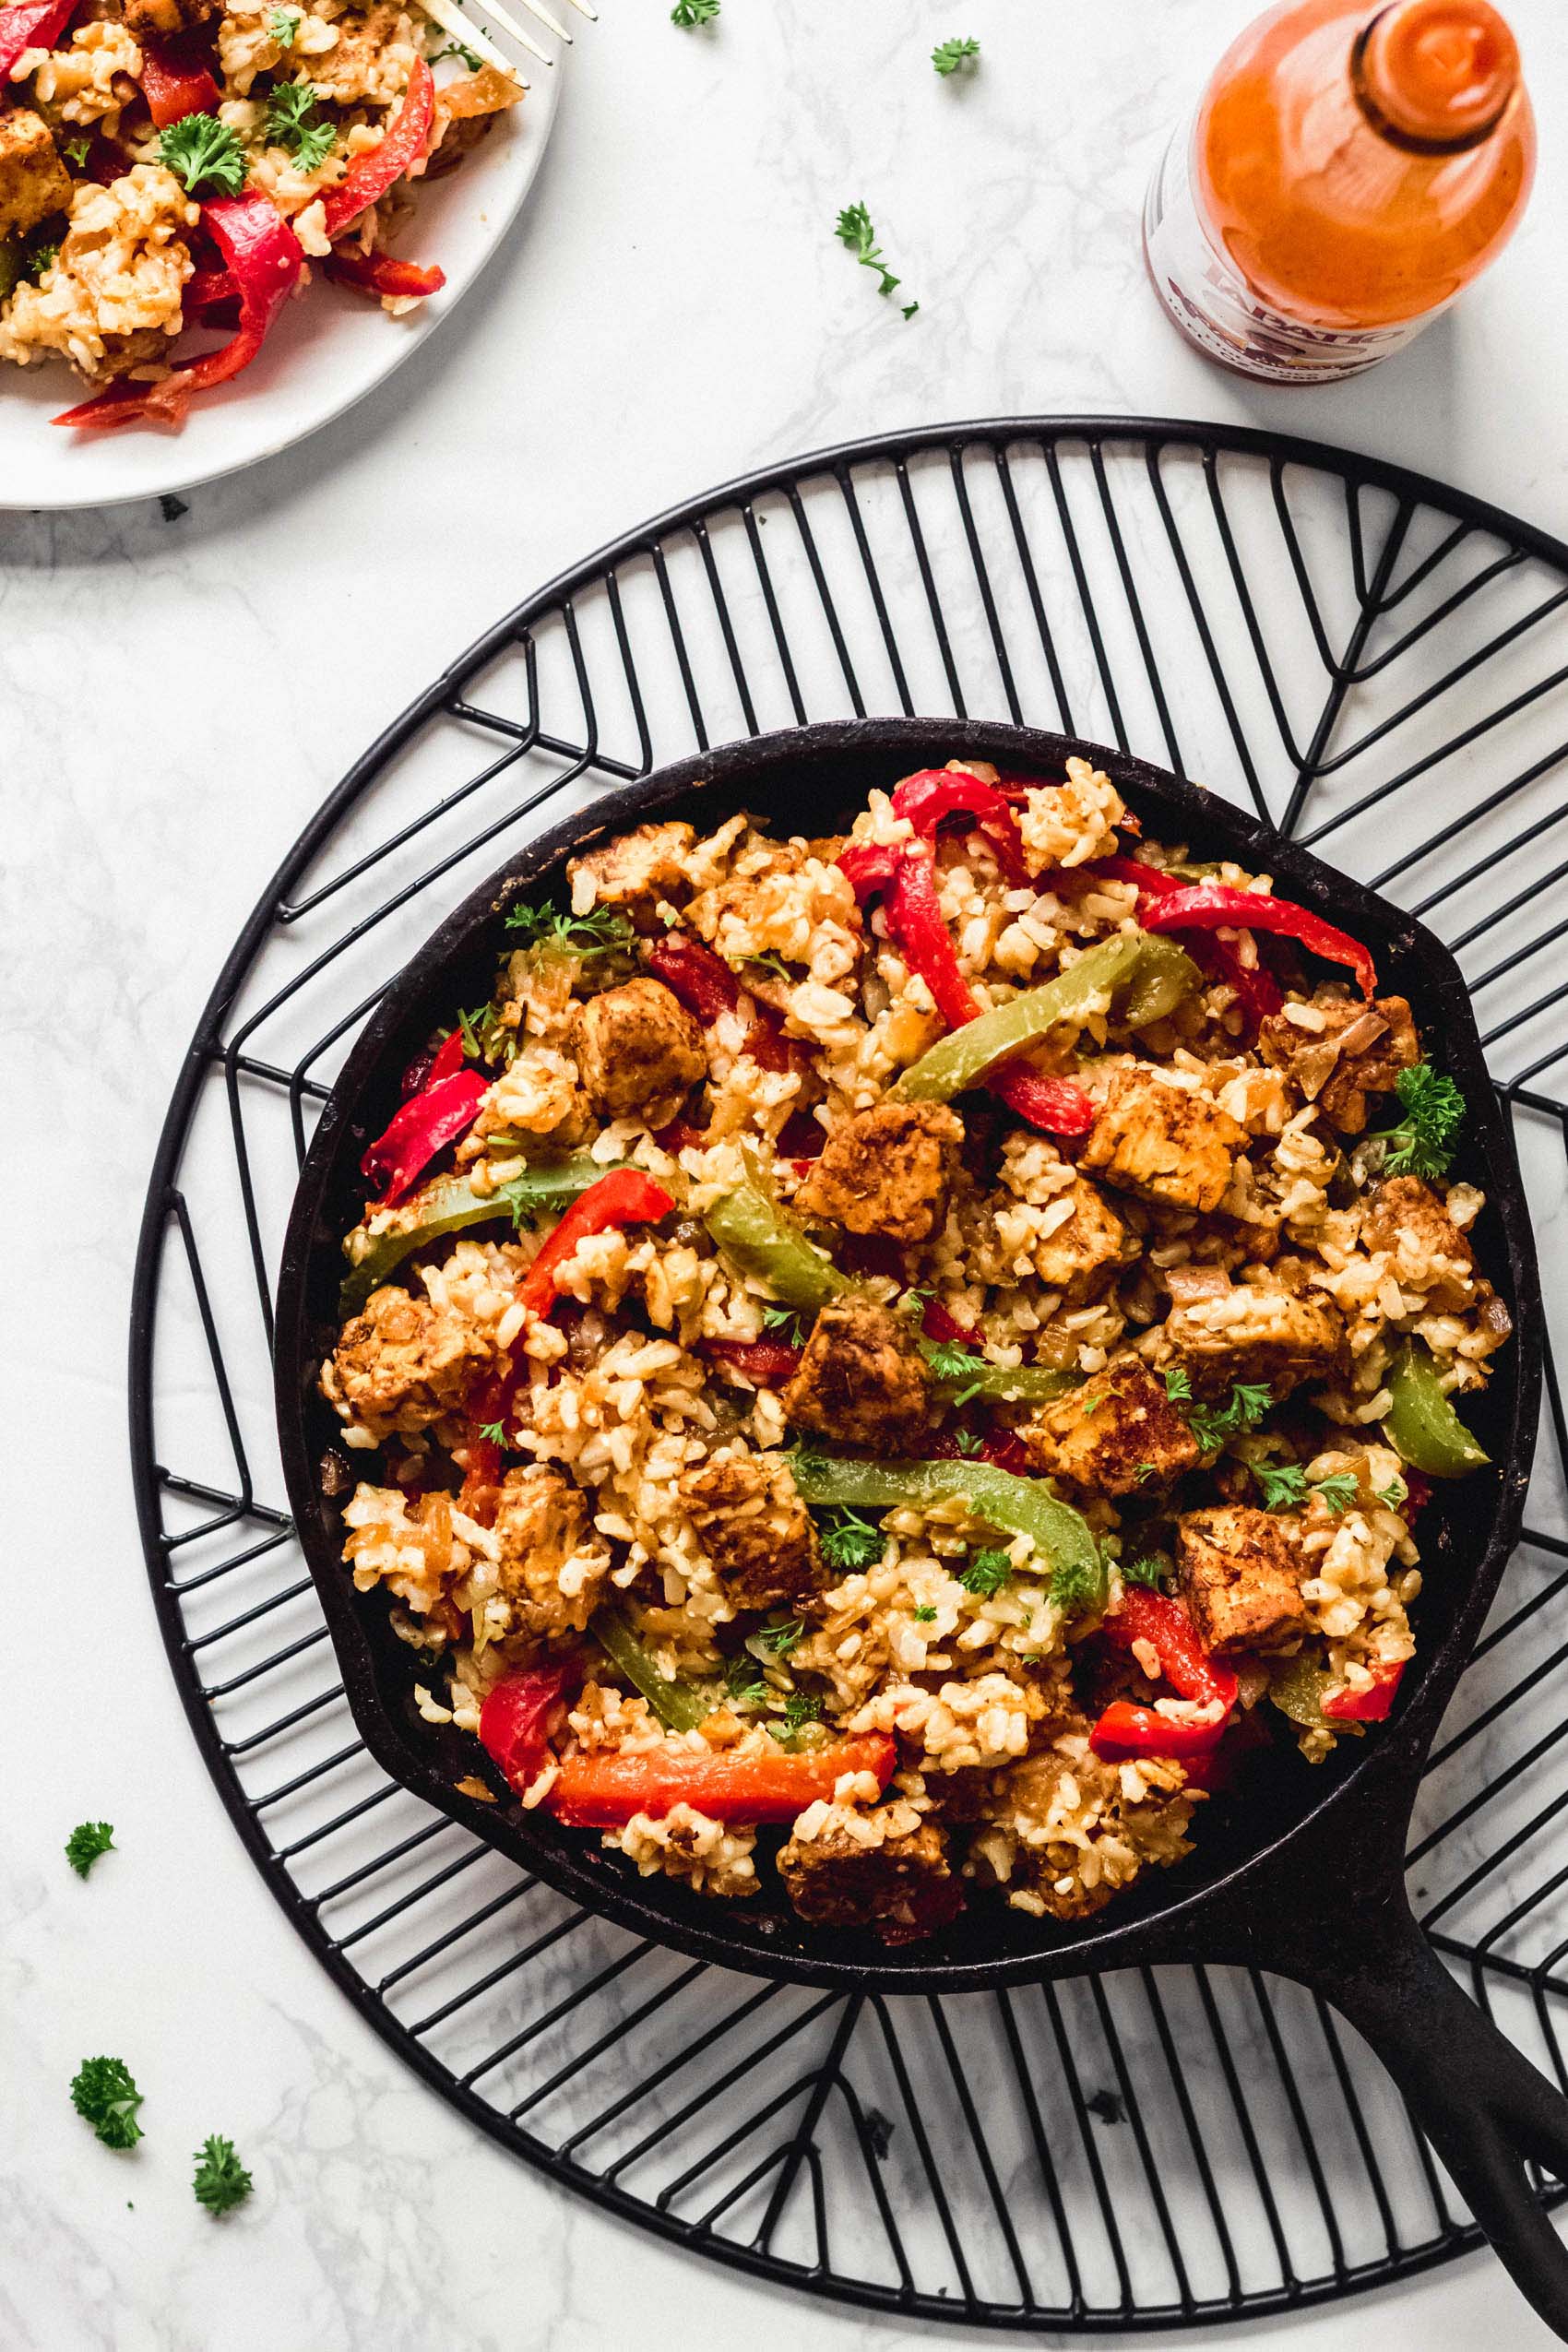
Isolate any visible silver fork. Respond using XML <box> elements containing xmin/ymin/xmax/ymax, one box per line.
<box><xmin>415</xmin><ymin>0</ymin><xmax>594</xmax><ymax>88</ymax></box>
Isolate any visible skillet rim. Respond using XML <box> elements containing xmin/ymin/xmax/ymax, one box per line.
<box><xmin>272</xmin><ymin>716</ymin><xmax>1542</xmax><ymax>1992</ymax></box>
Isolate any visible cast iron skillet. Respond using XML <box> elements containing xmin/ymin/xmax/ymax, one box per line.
<box><xmin>276</xmin><ymin>719</ymin><xmax>1568</xmax><ymax>2331</ymax></box>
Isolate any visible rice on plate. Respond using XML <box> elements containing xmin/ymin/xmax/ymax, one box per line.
<box><xmin>317</xmin><ymin>754</ymin><xmax>1510</xmax><ymax>1946</ymax></box>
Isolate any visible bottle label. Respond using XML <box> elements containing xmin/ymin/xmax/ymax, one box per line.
<box><xmin>1143</xmin><ymin>125</ymin><xmax>1437</xmax><ymax>385</ymax></box>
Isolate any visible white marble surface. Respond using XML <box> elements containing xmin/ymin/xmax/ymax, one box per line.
<box><xmin>6</xmin><ymin>0</ymin><xmax>1568</xmax><ymax>2344</ymax></box>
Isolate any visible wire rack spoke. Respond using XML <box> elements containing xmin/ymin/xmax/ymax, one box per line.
<box><xmin>132</xmin><ymin>420</ymin><xmax>1568</xmax><ymax>2329</ymax></box>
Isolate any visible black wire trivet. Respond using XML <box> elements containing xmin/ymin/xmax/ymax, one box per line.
<box><xmin>131</xmin><ymin>418</ymin><xmax>1568</xmax><ymax>2331</ymax></box>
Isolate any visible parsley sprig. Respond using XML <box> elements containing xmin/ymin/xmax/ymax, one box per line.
<box><xmin>65</xmin><ymin>1821</ymin><xmax>115</xmax><ymax>1879</ymax></box>
<box><xmin>932</xmin><ymin>34</ymin><xmax>980</xmax><ymax>75</ymax></box>
<box><xmin>193</xmin><ymin>2134</ymin><xmax>253</xmax><ymax>2218</ymax></box>
<box><xmin>1366</xmin><ymin>1063</ymin><xmax>1466</xmax><ymax>1182</ymax></box>
<box><xmin>754</xmin><ymin>1618</ymin><xmax>803</xmax><ymax>1657</ymax></box>
<box><xmin>265</xmin><ymin>78</ymin><xmax>336</xmax><ymax>171</ymax></box>
<box><xmin>159</xmin><ymin>113</ymin><xmax>246</xmax><ymax>197</ymax></box>
<box><xmin>71</xmin><ymin>2057</ymin><xmax>145</xmax><ymax>2150</ymax></box>
<box><xmin>1165</xmin><ymin>1368</ymin><xmax>1273</xmax><ymax>1454</ymax></box>
<box><xmin>1121</xmin><ymin>1555</ymin><xmax>1172</xmax><ymax>1590</ymax></box>
<box><xmin>267</xmin><ymin>6</ymin><xmax>300</xmax><ymax>43</ymax></box>
<box><xmin>819</xmin><ymin>1508</ymin><xmax>885</xmax><ymax>1572</ymax></box>
<box><xmin>671</xmin><ymin>0</ymin><xmax>719</xmax><ymax>23</ymax></box>
<box><xmin>504</xmin><ymin>902</ymin><xmax>636</xmax><ymax>956</ymax></box>
<box><xmin>835</xmin><ymin>202</ymin><xmax>918</xmax><ymax>320</ymax></box>
<box><xmin>958</xmin><ymin>1547</ymin><xmax>1013</xmax><ymax>1598</ymax></box>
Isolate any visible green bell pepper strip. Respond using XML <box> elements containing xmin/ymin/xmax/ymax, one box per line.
<box><xmin>1384</xmin><ymin>1341</ymin><xmax>1489</xmax><ymax>1477</ymax></box>
<box><xmin>592</xmin><ymin>1609</ymin><xmax>715</xmax><ymax>1735</ymax></box>
<box><xmin>920</xmin><ymin>1347</ymin><xmax>1081</xmax><ymax>1408</ymax></box>
<box><xmin>1116</xmin><ymin>935</ymin><xmax>1203</xmax><ymax>1029</ymax></box>
<box><xmin>1267</xmin><ymin>1652</ymin><xmax>1333</xmax><ymax>1729</ymax></box>
<box><xmin>790</xmin><ymin>1453</ymin><xmax>1104</xmax><ymax>1606</ymax></box>
<box><xmin>703</xmin><ymin>1182</ymin><xmax>850</xmax><ymax>1313</ymax></box>
<box><xmin>893</xmin><ymin>933</ymin><xmax>1144</xmax><ymax>1105</ymax></box>
<box><xmin>339</xmin><ymin>1156</ymin><xmax>621</xmax><ymax>1315</ymax></box>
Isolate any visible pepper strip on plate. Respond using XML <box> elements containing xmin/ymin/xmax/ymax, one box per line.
<box><xmin>1090</xmin><ymin>1585</ymin><xmax>1239</xmax><ymax>1763</ymax></box>
<box><xmin>319</xmin><ymin>55</ymin><xmax>436</xmax><ymax>238</ymax></box>
<box><xmin>139</xmin><ymin>34</ymin><xmax>220</xmax><ymax>125</ymax></box>
<box><xmin>361</xmin><ymin>1052</ymin><xmax>490</xmax><ymax>1206</ymax></box>
<box><xmin>839</xmin><ymin>839</ymin><xmax>1099</xmax><ymax>1136</ymax></box>
<box><xmin>1384</xmin><ymin>1339</ymin><xmax>1489</xmax><ymax>1476</ymax></box>
<box><xmin>326</xmin><ymin>247</ymin><xmax>446</xmax><ymax>300</ymax></box>
<box><xmin>516</xmin><ymin>1167</ymin><xmax>674</xmax><ymax>1316</ymax></box>
<box><xmin>54</xmin><ymin>193</ymin><xmax>303</xmax><ymax>430</ymax></box>
<box><xmin>478</xmin><ymin>1660</ymin><xmax>579</xmax><ymax>1788</ymax></box>
<box><xmin>1087</xmin><ymin>856</ymin><xmax>1283</xmax><ymax>1029</ymax></box>
<box><xmin>706</xmin><ymin>1338</ymin><xmax>804</xmax><ymax>1387</ymax></box>
<box><xmin>0</xmin><ymin>0</ymin><xmax>78</xmax><ymax>77</ymax></box>
<box><xmin>1269</xmin><ymin>1649</ymin><xmax>1406</xmax><ymax>1728</ymax></box>
<box><xmin>703</xmin><ymin>1180</ymin><xmax>849</xmax><ymax>1313</ymax></box>
<box><xmin>889</xmin><ymin>768</ymin><xmax>1031</xmax><ymax>885</ymax></box>
<box><xmin>1323</xmin><ymin>1660</ymin><xmax>1406</xmax><ymax>1722</ymax></box>
<box><xmin>592</xmin><ymin>1608</ymin><xmax>714</xmax><ymax>1734</ymax></box>
<box><xmin>646</xmin><ymin>933</ymin><xmax>794</xmax><ymax>1074</ymax></box>
<box><xmin>543</xmin><ymin>1733</ymin><xmax>898</xmax><ymax>1828</ymax></box>
<box><xmin>892</xmin><ymin>931</ymin><xmax>1143</xmax><ymax>1111</ymax></box>
<box><xmin>339</xmin><ymin>1155</ymin><xmax>620</xmax><ymax>1315</ymax></box>
<box><xmin>1138</xmin><ymin>880</ymin><xmax>1377</xmax><ymax>1001</ymax></box>
<box><xmin>790</xmin><ymin>1452</ymin><xmax>1104</xmax><ymax>1606</ymax></box>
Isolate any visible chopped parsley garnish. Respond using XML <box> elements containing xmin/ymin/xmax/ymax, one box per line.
<box><xmin>192</xmin><ymin>2134</ymin><xmax>253</xmax><ymax>2218</ymax></box>
<box><xmin>724</xmin><ymin>1654</ymin><xmax>767</xmax><ymax>1707</ymax></box>
<box><xmin>65</xmin><ymin>1821</ymin><xmax>115</xmax><ymax>1879</ymax></box>
<box><xmin>1121</xmin><ymin>1555</ymin><xmax>1171</xmax><ymax>1590</ymax></box>
<box><xmin>504</xmin><ymin>902</ymin><xmax>636</xmax><ymax>957</ymax></box>
<box><xmin>265</xmin><ymin>78</ymin><xmax>336</xmax><ymax>171</ymax></box>
<box><xmin>475</xmin><ymin>1420</ymin><xmax>507</xmax><ymax>1448</ymax></box>
<box><xmin>768</xmin><ymin>1690</ymin><xmax>823</xmax><ymax>1740</ymax></box>
<box><xmin>835</xmin><ymin>202</ymin><xmax>918</xmax><ymax>319</ymax></box>
<box><xmin>23</xmin><ymin>239</ymin><xmax>59</xmax><ymax>281</ymax></box>
<box><xmin>912</xmin><ymin>1604</ymin><xmax>938</xmax><ymax>1622</ymax></box>
<box><xmin>1049</xmin><ymin>1558</ymin><xmax>1100</xmax><ymax>1613</ymax></box>
<box><xmin>954</xmin><ymin>1429</ymin><xmax>985</xmax><ymax>1455</ymax></box>
<box><xmin>268</xmin><ymin>6</ymin><xmax>301</xmax><ymax>42</ymax></box>
<box><xmin>71</xmin><ymin>2057</ymin><xmax>145</xmax><ymax>2150</ymax></box>
<box><xmin>742</xmin><ymin>951</ymin><xmax>793</xmax><ymax>983</ymax></box>
<box><xmin>755</xmin><ymin>1618</ymin><xmax>803</xmax><ymax>1657</ymax></box>
<box><xmin>1253</xmin><ymin>1460</ymin><xmax>1309</xmax><ymax>1511</ymax></box>
<box><xmin>958</xmin><ymin>1548</ymin><xmax>1013</xmax><ymax>1598</ymax></box>
<box><xmin>761</xmin><ymin>1303</ymin><xmax>806</xmax><ymax>1344</ymax></box>
<box><xmin>1367</xmin><ymin>1063</ymin><xmax>1467</xmax><ymax>1182</ymax></box>
<box><xmin>1313</xmin><ymin>1472</ymin><xmax>1360</xmax><ymax>1516</ymax></box>
<box><xmin>1187</xmin><ymin>1380</ymin><xmax>1273</xmax><ymax>1453</ymax></box>
<box><xmin>1376</xmin><ymin>1477</ymin><xmax>1408</xmax><ymax>1512</ymax></box>
<box><xmin>932</xmin><ymin>33</ymin><xmax>980</xmax><ymax>74</ymax></box>
<box><xmin>64</xmin><ymin>132</ymin><xmax>92</xmax><ymax>167</ymax></box>
<box><xmin>671</xmin><ymin>0</ymin><xmax>719</xmax><ymax>21</ymax></box>
<box><xmin>432</xmin><ymin>35</ymin><xmax>483</xmax><ymax>66</ymax></box>
<box><xmin>923</xmin><ymin>1339</ymin><xmax>984</xmax><ymax>1405</ymax></box>
<box><xmin>159</xmin><ymin>113</ymin><xmax>247</xmax><ymax>197</ymax></box>
<box><xmin>1131</xmin><ymin>1460</ymin><xmax>1157</xmax><ymax>1485</ymax></box>
<box><xmin>455</xmin><ymin>1000</ymin><xmax>512</xmax><ymax>1063</ymax></box>
<box><xmin>1162</xmin><ymin>1365</ymin><xmax>1193</xmax><ymax>1406</ymax></box>
<box><xmin>819</xmin><ymin>1508</ymin><xmax>885</xmax><ymax>1572</ymax></box>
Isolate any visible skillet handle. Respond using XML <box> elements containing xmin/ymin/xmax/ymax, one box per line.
<box><xmin>1316</xmin><ymin>1898</ymin><xmax>1568</xmax><ymax>2339</ymax></box>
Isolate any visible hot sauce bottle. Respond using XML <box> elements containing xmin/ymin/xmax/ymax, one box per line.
<box><xmin>1143</xmin><ymin>0</ymin><xmax>1536</xmax><ymax>384</ymax></box>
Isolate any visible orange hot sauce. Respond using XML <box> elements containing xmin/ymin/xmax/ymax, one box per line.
<box><xmin>1144</xmin><ymin>0</ymin><xmax>1536</xmax><ymax>384</ymax></box>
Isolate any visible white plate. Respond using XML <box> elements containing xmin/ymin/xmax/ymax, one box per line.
<box><xmin>0</xmin><ymin>44</ymin><xmax>564</xmax><ymax>513</ymax></box>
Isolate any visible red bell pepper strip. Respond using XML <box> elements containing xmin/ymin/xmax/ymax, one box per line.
<box><xmin>360</xmin><ymin>1066</ymin><xmax>489</xmax><ymax>1205</ymax></box>
<box><xmin>0</xmin><ymin>0</ymin><xmax>77</xmax><ymax>77</ymax></box>
<box><xmin>839</xmin><ymin>839</ymin><xmax>1097</xmax><ymax>1138</ymax></box>
<box><xmin>891</xmin><ymin>769</ymin><xmax>1031</xmax><ymax>885</ymax></box>
<box><xmin>544</xmin><ymin>1731</ymin><xmax>897</xmax><ymax>1827</ymax></box>
<box><xmin>319</xmin><ymin>55</ymin><xmax>436</xmax><ymax>238</ymax></box>
<box><xmin>399</xmin><ymin>1026</ymin><xmax>466</xmax><ymax>1099</ymax></box>
<box><xmin>1087</xmin><ymin>857</ymin><xmax>1283</xmax><ymax>1028</ymax></box>
<box><xmin>980</xmin><ymin>1430</ymin><xmax>1034</xmax><ymax>1477</ymax></box>
<box><xmin>326</xmin><ymin>245</ymin><xmax>445</xmax><ymax>300</ymax></box>
<box><xmin>479</xmin><ymin>1661</ymin><xmax>580</xmax><ymax>1790</ymax></box>
<box><xmin>706</xmin><ymin>1337</ymin><xmax>803</xmax><ymax>1386</ymax></box>
<box><xmin>183</xmin><ymin>266</ymin><xmax>238</xmax><ymax>314</ymax></box>
<box><xmin>1090</xmin><ymin>1586</ymin><xmax>1239</xmax><ymax>1760</ymax></box>
<box><xmin>139</xmin><ymin>34</ymin><xmax>220</xmax><ymax>125</ymax></box>
<box><xmin>517</xmin><ymin>1168</ymin><xmax>675</xmax><ymax>1316</ymax></box>
<box><xmin>645</xmin><ymin>932</ymin><xmax>793</xmax><ymax>1072</ymax></box>
<box><xmin>1140</xmin><ymin>883</ymin><xmax>1376</xmax><ymax>1000</ymax></box>
<box><xmin>54</xmin><ymin>192</ymin><xmax>303</xmax><ymax>430</ymax></box>
<box><xmin>1323</xmin><ymin>1659</ymin><xmax>1406</xmax><ymax>1722</ymax></box>
<box><xmin>921</xmin><ymin>1298</ymin><xmax>974</xmax><ymax>1347</ymax></box>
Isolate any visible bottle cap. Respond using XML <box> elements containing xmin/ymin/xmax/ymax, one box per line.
<box><xmin>1359</xmin><ymin>0</ymin><xmax>1520</xmax><ymax>148</ymax></box>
